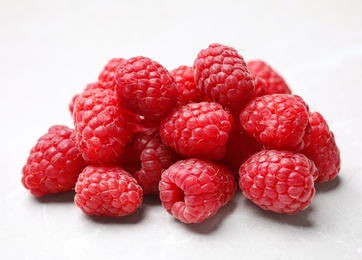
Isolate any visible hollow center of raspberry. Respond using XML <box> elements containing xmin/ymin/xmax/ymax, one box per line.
<box><xmin>173</xmin><ymin>185</ymin><xmax>185</xmax><ymax>203</ymax></box>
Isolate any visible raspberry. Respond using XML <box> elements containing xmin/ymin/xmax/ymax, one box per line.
<box><xmin>69</xmin><ymin>81</ymin><xmax>115</xmax><ymax>116</ymax></box>
<box><xmin>159</xmin><ymin>158</ymin><xmax>236</xmax><ymax>223</ymax></box>
<box><xmin>247</xmin><ymin>60</ymin><xmax>292</xmax><ymax>95</ymax></box>
<box><xmin>193</xmin><ymin>43</ymin><xmax>255</xmax><ymax>115</ymax></box>
<box><xmin>160</xmin><ymin>101</ymin><xmax>234</xmax><ymax>160</ymax></box>
<box><xmin>170</xmin><ymin>65</ymin><xmax>203</xmax><ymax>106</ymax></box>
<box><xmin>239</xmin><ymin>150</ymin><xmax>317</xmax><ymax>214</ymax></box>
<box><xmin>74</xmin><ymin>165</ymin><xmax>143</xmax><ymax>217</ymax></box>
<box><xmin>240</xmin><ymin>94</ymin><xmax>310</xmax><ymax>151</ymax></box>
<box><xmin>115</xmin><ymin>56</ymin><xmax>178</xmax><ymax>120</ymax></box>
<box><xmin>301</xmin><ymin>112</ymin><xmax>341</xmax><ymax>183</ymax></box>
<box><xmin>134</xmin><ymin>135</ymin><xmax>180</xmax><ymax>195</ymax></box>
<box><xmin>21</xmin><ymin>125</ymin><xmax>87</xmax><ymax>197</ymax></box>
<box><xmin>250</xmin><ymin>72</ymin><xmax>267</xmax><ymax>98</ymax></box>
<box><xmin>98</xmin><ymin>57</ymin><xmax>126</xmax><ymax>83</ymax></box>
<box><xmin>222</xmin><ymin>119</ymin><xmax>263</xmax><ymax>174</ymax></box>
<box><xmin>73</xmin><ymin>87</ymin><xmax>136</xmax><ymax>164</ymax></box>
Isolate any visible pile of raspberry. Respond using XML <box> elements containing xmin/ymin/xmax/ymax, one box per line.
<box><xmin>22</xmin><ymin>43</ymin><xmax>341</xmax><ymax>223</ymax></box>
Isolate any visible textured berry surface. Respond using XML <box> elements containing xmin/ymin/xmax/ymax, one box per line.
<box><xmin>160</xmin><ymin>101</ymin><xmax>234</xmax><ymax>160</ymax></box>
<box><xmin>222</xmin><ymin>119</ymin><xmax>263</xmax><ymax>174</ymax></box>
<box><xmin>193</xmin><ymin>43</ymin><xmax>255</xmax><ymax>115</ymax></box>
<box><xmin>69</xmin><ymin>81</ymin><xmax>115</xmax><ymax>116</ymax></box>
<box><xmin>73</xmin><ymin>87</ymin><xmax>136</xmax><ymax>164</ymax></box>
<box><xmin>301</xmin><ymin>112</ymin><xmax>341</xmax><ymax>183</ymax></box>
<box><xmin>250</xmin><ymin>72</ymin><xmax>267</xmax><ymax>98</ymax></box>
<box><xmin>74</xmin><ymin>165</ymin><xmax>143</xmax><ymax>217</ymax></box>
<box><xmin>98</xmin><ymin>57</ymin><xmax>126</xmax><ymax>83</ymax></box>
<box><xmin>22</xmin><ymin>125</ymin><xmax>87</xmax><ymax>197</ymax></box>
<box><xmin>239</xmin><ymin>150</ymin><xmax>317</xmax><ymax>214</ymax></box>
<box><xmin>240</xmin><ymin>94</ymin><xmax>309</xmax><ymax>151</ymax></box>
<box><xmin>115</xmin><ymin>56</ymin><xmax>178</xmax><ymax>120</ymax></box>
<box><xmin>247</xmin><ymin>60</ymin><xmax>291</xmax><ymax>95</ymax></box>
<box><xmin>170</xmin><ymin>65</ymin><xmax>203</xmax><ymax>106</ymax></box>
<box><xmin>134</xmin><ymin>136</ymin><xmax>179</xmax><ymax>195</ymax></box>
<box><xmin>159</xmin><ymin>158</ymin><xmax>236</xmax><ymax>223</ymax></box>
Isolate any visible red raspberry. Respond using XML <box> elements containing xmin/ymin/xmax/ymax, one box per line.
<box><xmin>239</xmin><ymin>150</ymin><xmax>317</xmax><ymax>214</ymax></box>
<box><xmin>98</xmin><ymin>57</ymin><xmax>126</xmax><ymax>83</ymax></box>
<box><xmin>240</xmin><ymin>94</ymin><xmax>310</xmax><ymax>151</ymax></box>
<box><xmin>115</xmin><ymin>56</ymin><xmax>178</xmax><ymax>120</ymax></box>
<box><xmin>159</xmin><ymin>158</ymin><xmax>236</xmax><ymax>223</ymax></box>
<box><xmin>250</xmin><ymin>72</ymin><xmax>267</xmax><ymax>98</ymax></box>
<box><xmin>21</xmin><ymin>125</ymin><xmax>87</xmax><ymax>197</ymax></box>
<box><xmin>222</xmin><ymin>119</ymin><xmax>263</xmax><ymax>174</ymax></box>
<box><xmin>134</xmin><ymin>136</ymin><xmax>180</xmax><ymax>195</ymax></box>
<box><xmin>69</xmin><ymin>81</ymin><xmax>115</xmax><ymax>116</ymax></box>
<box><xmin>73</xmin><ymin>87</ymin><xmax>137</xmax><ymax>164</ymax></box>
<box><xmin>301</xmin><ymin>112</ymin><xmax>341</xmax><ymax>183</ymax></box>
<box><xmin>247</xmin><ymin>60</ymin><xmax>292</xmax><ymax>95</ymax></box>
<box><xmin>74</xmin><ymin>165</ymin><xmax>143</xmax><ymax>217</ymax></box>
<box><xmin>170</xmin><ymin>65</ymin><xmax>203</xmax><ymax>106</ymax></box>
<box><xmin>193</xmin><ymin>43</ymin><xmax>255</xmax><ymax>115</ymax></box>
<box><xmin>160</xmin><ymin>101</ymin><xmax>234</xmax><ymax>160</ymax></box>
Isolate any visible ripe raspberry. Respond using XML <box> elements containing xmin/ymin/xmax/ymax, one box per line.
<box><xmin>239</xmin><ymin>150</ymin><xmax>317</xmax><ymax>214</ymax></box>
<box><xmin>98</xmin><ymin>57</ymin><xmax>126</xmax><ymax>83</ymax></box>
<box><xmin>69</xmin><ymin>81</ymin><xmax>115</xmax><ymax>116</ymax></box>
<box><xmin>247</xmin><ymin>60</ymin><xmax>292</xmax><ymax>95</ymax></box>
<box><xmin>193</xmin><ymin>43</ymin><xmax>255</xmax><ymax>115</ymax></box>
<box><xmin>115</xmin><ymin>56</ymin><xmax>178</xmax><ymax>120</ymax></box>
<box><xmin>160</xmin><ymin>101</ymin><xmax>234</xmax><ymax>160</ymax></box>
<box><xmin>301</xmin><ymin>112</ymin><xmax>341</xmax><ymax>183</ymax></box>
<box><xmin>222</xmin><ymin>119</ymin><xmax>263</xmax><ymax>174</ymax></box>
<box><xmin>73</xmin><ymin>87</ymin><xmax>137</xmax><ymax>164</ymax></box>
<box><xmin>240</xmin><ymin>94</ymin><xmax>310</xmax><ymax>151</ymax></box>
<box><xmin>134</xmin><ymin>135</ymin><xmax>180</xmax><ymax>195</ymax></box>
<box><xmin>21</xmin><ymin>125</ymin><xmax>87</xmax><ymax>197</ymax></box>
<box><xmin>170</xmin><ymin>65</ymin><xmax>203</xmax><ymax>106</ymax></box>
<box><xmin>74</xmin><ymin>165</ymin><xmax>143</xmax><ymax>217</ymax></box>
<box><xmin>159</xmin><ymin>158</ymin><xmax>236</xmax><ymax>223</ymax></box>
<box><xmin>250</xmin><ymin>72</ymin><xmax>267</xmax><ymax>98</ymax></box>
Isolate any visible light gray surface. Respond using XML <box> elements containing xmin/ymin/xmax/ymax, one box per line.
<box><xmin>1</xmin><ymin>0</ymin><xmax>362</xmax><ymax>259</ymax></box>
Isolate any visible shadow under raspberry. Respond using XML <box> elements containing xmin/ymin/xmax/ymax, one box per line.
<box><xmin>34</xmin><ymin>190</ymin><xmax>76</xmax><ymax>203</ymax></box>
<box><xmin>315</xmin><ymin>175</ymin><xmax>342</xmax><ymax>193</ymax></box>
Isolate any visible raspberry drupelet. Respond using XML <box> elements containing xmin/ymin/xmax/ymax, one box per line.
<box><xmin>21</xmin><ymin>125</ymin><xmax>87</xmax><ymax>197</ymax></box>
<box><xmin>239</xmin><ymin>150</ymin><xmax>317</xmax><ymax>214</ymax></box>
<box><xmin>159</xmin><ymin>158</ymin><xmax>236</xmax><ymax>223</ymax></box>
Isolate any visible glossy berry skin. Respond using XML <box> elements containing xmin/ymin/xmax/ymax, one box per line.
<box><xmin>240</xmin><ymin>94</ymin><xmax>309</xmax><ymax>151</ymax></box>
<box><xmin>247</xmin><ymin>60</ymin><xmax>292</xmax><ymax>95</ymax></box>
<box><xmin>301</xmin><ymin>112</ymin><xmax>341</xmax><ymax>183</ymax></box>
<box><xmin>160</xmin><ymin>101</ymin><xmax>234</xmax><ymax>160</ymax></box>
<box><xmin>74</xmin><ymin>165</ymin><xmax>143</xmax><ymax>217</ymax></box>
<box><xmin>193</xmin><ymin>43</ymin><xmax>255</xmax><ymax>115</ymax></box>
<box><xmin>239</xmin><ymin>150</ymin><xmax>317</xmax><ymax>215</ymax></box>
<box><xmin>73</xmin><ymin>87</ymin><xmax>136</xmax><ymax>164</ymax></box>
<box><xmin>21</xmin><ymin>125</ymin><xmax>87</xmax><ymax>197</ymax></box>
<box><xmin>115</xmin><ymin>56</ymin><xmax>178</xmax><ymax>120</ymax></box>
<box><xmin>159</xmin><ymin>158</ymin><xmax>236</xmax><ymax>223</ymax></box>
<box><xmin>98</xmin><ymin>57</ymin><xmax>126</xmax><ymax>83</ymax></box>
<box><xmin>170</xmin><ymin>65</ymin><xmax>203</xmax><ymax>106</ymax></box>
